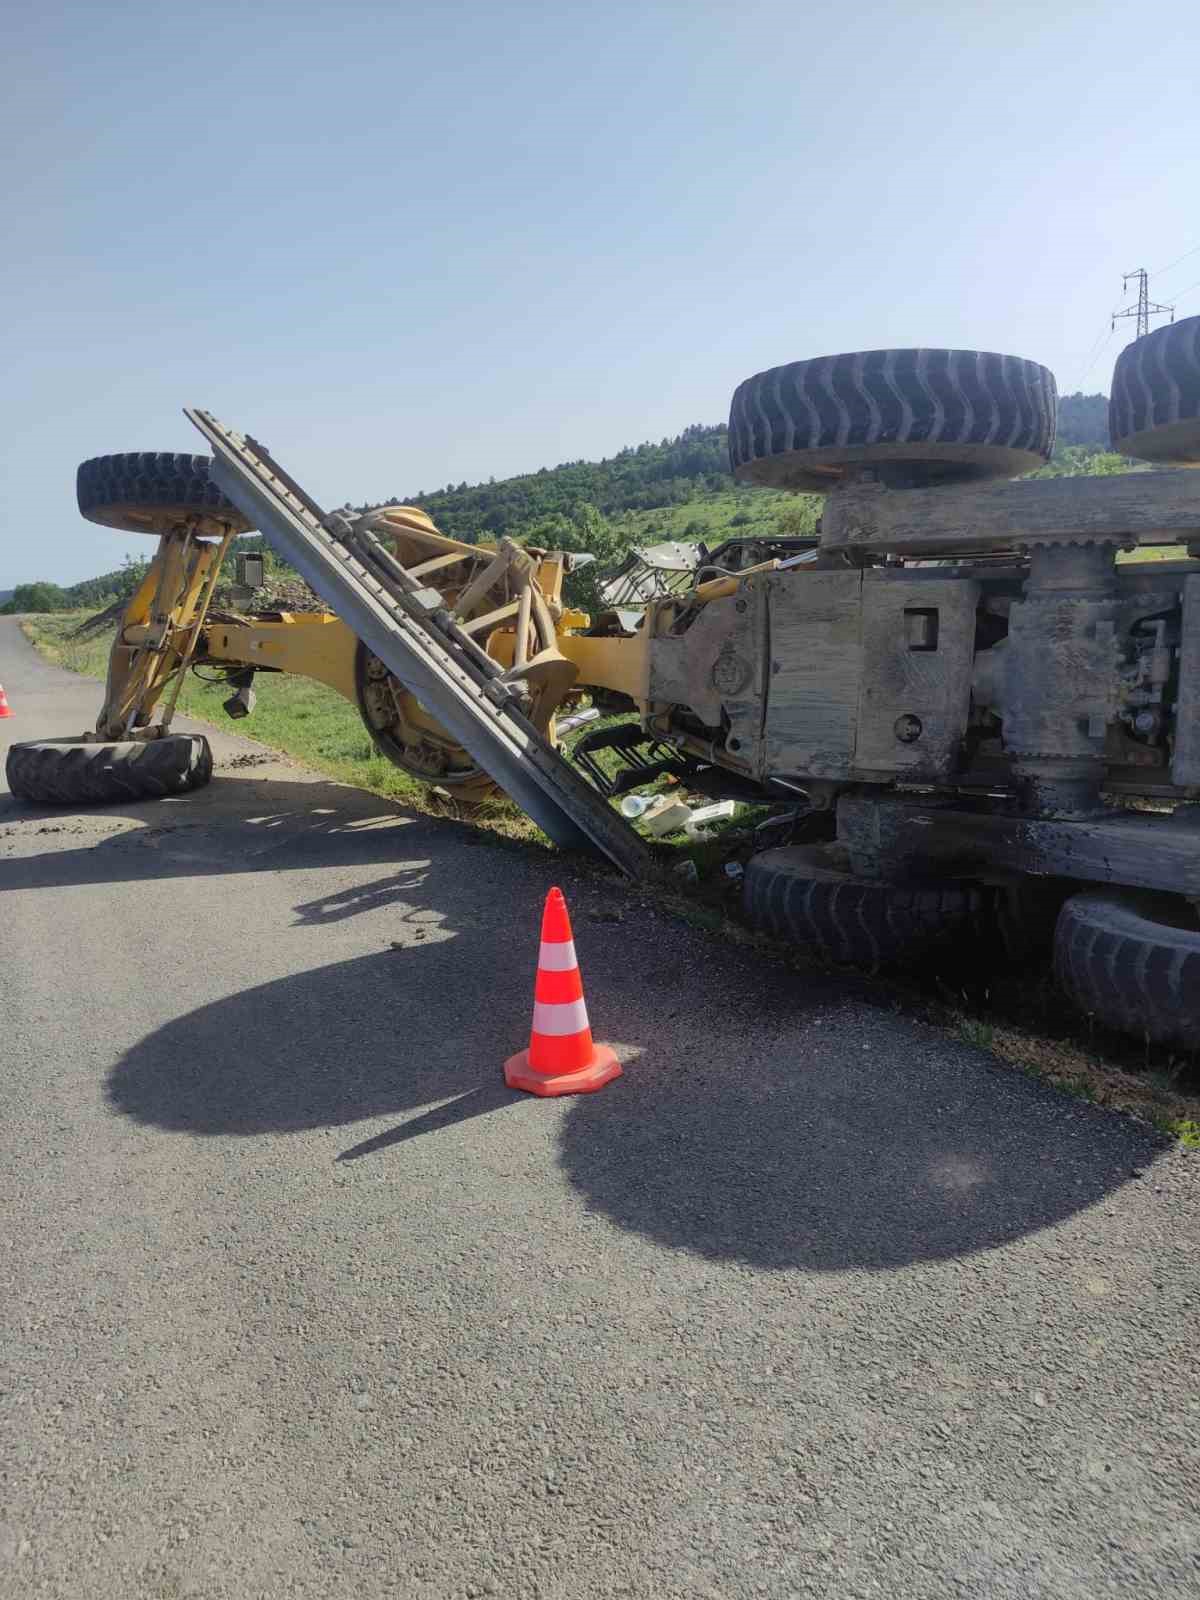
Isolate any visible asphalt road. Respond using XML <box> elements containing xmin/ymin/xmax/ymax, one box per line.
<box><xmin>2</xmin><ymin>615</ymin><xmax>1198</xmax><ymax>1600</ymax></box>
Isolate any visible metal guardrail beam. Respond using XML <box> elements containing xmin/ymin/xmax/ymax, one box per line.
<box><xmin>186</xmin><ymin>409</ymin><xmax>653</xmax><ymax>878</ymax></box>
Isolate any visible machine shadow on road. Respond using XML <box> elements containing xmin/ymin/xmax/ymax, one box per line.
<box><xmin>0</xmin><ymin>774</ymin><xmax>550</xmax><ymax>895</ymax></box>
<box><xmin>106</xmin><ymin>880</ymin><xmax>1164</xmax><ymax>1273</ymax></box>
<box><xmin>556</xmin><ymin>1033</ymin><xmax>1165</xmax><ymax>1273</ymax></box>
<box><xmin>106</xmin><ymin>937</ymin><xmax>530</xmax><ymax>1142</ymax></box>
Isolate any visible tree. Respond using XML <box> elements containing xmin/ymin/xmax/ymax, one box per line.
<box><xmin>2</xmin><ymin>581</ymin><xmax>72</xmax><ymax>613</ymax></box>
<box><xmin>1055</xmin><ymin>393</ymin><xmax>1110</xmax><ymax>449</ymax></box>
<box><xmin>774</xmin><ymin>498</ymin><xmax>820</xmax><ymax>538</ymax></box>
<box><xmin>555</xmin><ymin>504</ymin><xmax>627</xmax><ymax>615</ymax></box>
<box><xmin>63</xmin><ymin>552</ymin><xmax>153</xmax><ymax>608</ymax></box>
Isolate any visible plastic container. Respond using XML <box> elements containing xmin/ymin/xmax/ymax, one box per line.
<box><xmin>683</xmin><ymin>800</ymin><xmax>738</xmax><ymax>839</ymax></box>
<box><xmin>619</xmin><ymin>792</ymin><xmax>656</xmax><ymax>819</ymax></box>
<box><xmin>643</xmin><ymin>800</ymin><xmax>694</xmax><ymax>837</ymax></box>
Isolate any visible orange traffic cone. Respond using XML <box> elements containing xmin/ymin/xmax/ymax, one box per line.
<box><xmin>0</xmin><ymin>683</ymin><xmax>10</xmax><ymax>719</ymax></box>
<box><xmin>504</xmin><ymin>886</ymin><xmax>621</xmax><ymax>1097</ymax></box>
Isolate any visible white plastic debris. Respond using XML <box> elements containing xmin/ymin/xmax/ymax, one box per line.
<box><xmin>643</xmin><ymin>800</ymin><xmax>694</xmax><ymax>837</ymax></box>
<box><xmin>556</xmin><ymin>707</ymin><xmax>602</xmax><ymax>734</ymax></box>
<box><xmin>683</xmin><ymin>800</ymin><xmax>738</xmax><ymax>839</ymax></box>
<box><xmin>619</xmin><ymin>792</ymin><xmax>657</xmax><ymax>818</ymax></box>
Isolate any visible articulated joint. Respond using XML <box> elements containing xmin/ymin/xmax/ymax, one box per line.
<box><xmin>1004</xmin><ymin>542</ymin><xmax>1122</xmax><ymax>815</ymax></box>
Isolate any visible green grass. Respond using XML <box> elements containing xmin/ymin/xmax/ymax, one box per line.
<box><xmin>1117</xmin><ymin>545</ymin><xmax>1191</xmax><ymax>564</ymax></box>
<box><xmin>607</xmin><ymin>486</ymin><xmax>796</xmax><ymax>547</ymax></box>
<box><xmin>956</xmin><ymin>1016</ymin><xmax>997</xmax><ymax>1051</ymax></box>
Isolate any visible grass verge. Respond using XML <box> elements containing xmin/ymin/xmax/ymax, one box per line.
<box><xmin>964</xmin><ymin>1021</ymin><xmax>1200</xmax><ymax>1148</ymax></box>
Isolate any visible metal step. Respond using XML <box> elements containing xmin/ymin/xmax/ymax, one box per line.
<box><xmin>569</xmin><ymin>721</ymin><xmax>684</xmax><ymax>798</ymax></box>
<box><xmin>186</xmin><ymin>409</ymin><xmax>652</xmax><ymax>878</ymax></box>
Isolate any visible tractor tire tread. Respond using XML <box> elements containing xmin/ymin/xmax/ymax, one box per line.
<box><xmin>77</xmin><ymin>452</ymin><xmax>245</xmax><ymax>529</ymax></box>
<box><xmin>729</xmin><ymin>348</ymin><xmax>1057</xmax><ymax>488</ymax></box>
<box><xmin>1053</xmin><ymin>891</ymin><xmax>1200</xmax><ymax>1047</ymax></box>
<box><xmin>1109</xmin><ymin>314</ymin><xmax>1200</xmax><ymax>463</ymax></box>
<box><xmin>743</xmin><ymin>845</ymin><xmax>992</xmax><ymax>971</ymax></box>
<box><xmin>5</xmin><ymin>735</ymin><xmax>214</xmax><ymax>807</ymax></box>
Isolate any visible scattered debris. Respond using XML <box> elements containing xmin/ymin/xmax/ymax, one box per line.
<box><xmin>597</xmin><ymin>541</ymin><xmax>702</xmax><ymax>606</ymax></box>
<box><xmin>222</xmin><ymin>752</ymin><xmax>275</xmax><ymax>770</ymax></box>
<box><xmin>555</xmin><ymin>707</ymin><xmax>601</xmax><ymax>735</ymax></box>
<box><xmin>221</xmin><ymin>576</ymin><xmax>327</xmax><ymax>614</ymax></box>
<box><xmin>618</xmin><ymin>792</ymin><xmax>658</xmax><ymax>819</ymax></box>
<box><xmin>643</xmin><ymin>800</ymin><xmax>694</xmax><ymax>838</ymax></box>
<box><xmin>684</xmin><ymin>800</ymin><xmax>739</xmax><ymax>839</ymax></box>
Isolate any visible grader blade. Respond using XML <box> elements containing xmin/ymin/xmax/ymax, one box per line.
<box><xmin>185</xmin><ymin>408</ymin><xmax>652</xmax><ymax>877</ymax></box>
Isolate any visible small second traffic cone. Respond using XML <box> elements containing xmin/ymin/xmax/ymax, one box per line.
<box><xmin>504</xmin><ymin>886</ymin><xmax>621</xmax><ymax>1097</ymax></box>
<box><xmin>0</xmin><ymin>683</ymin><xmax>11</xmax><ymax>719</ymax></box>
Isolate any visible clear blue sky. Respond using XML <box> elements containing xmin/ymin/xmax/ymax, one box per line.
<box><xmin>3</xmin><ymin>0</ymin><xmax>1198</xmax><ymax>587</ymax></box>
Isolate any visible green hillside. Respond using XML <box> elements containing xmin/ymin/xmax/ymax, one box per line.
<box><xmin>5</xmin><ymin>392</ymin><xmax>1122</xmax><ymax>613</ymax></box>
<box><xmin>373</xmin><ymin>390</ymin><xmax>1119</xmax><ymax>552</ymax></box>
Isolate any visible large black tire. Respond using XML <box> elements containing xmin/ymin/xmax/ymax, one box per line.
<box><xmin>729</xmin><ymin>348</ymin><xmax>1057</xmax><ymax>491</ymax></box>
<box><xmin>77</xmin><ymin>452</ymin><xmax>253</xmax><ymax>536</ymax></box>
<box><xmin>1109</xmin><ymin>315</ymin><xmax>1200</xmax><ymax>465</ymax></box>
<box><xmin>1054</xmin><ymin>891</ymin><xmax>1200</xmax><ymax>1047</ymax></box>
<box><xmin>742</xmin><ymin>843</ymin><xmax>993</xmax><ymax>970</ymax></box>
<box><xmin>995</xmin><ymin>877</ymin><xmax>1073</xmax><ymax>964</ymax></box>
<box><xmin>5</xmin><ymin>736</ymin><xmax>214</xmax><ymax>806</ymax></box>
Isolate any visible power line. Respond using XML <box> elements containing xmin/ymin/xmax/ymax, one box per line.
<box><xmin>1112</xmin><ymin>267</ymin><xmax>1174</xmax><ymax>340</ymax></box>
<box><xmin>1077</xmin><ymin>323</ymin><xmax>1112</xmax><ymax>369</ymax></box>
<box><xmin>1070</xmin><ymin>322</ymin><xmax>1113</xmax><ymax>389</ymax></box>
<box><xmin>1150</xmin><ymin>242</ymin><xmax>1200</xmax><ymax>281</ymax></box>
<box><xmin>1075</xmin><ymin>327</ymin><xmax>1116</xmax><ymax>391</ymax></box>
<box><xmin>1169</xmin><ymin>273</ymin><xmax>1200</xmax><ymax>307</ymax></box>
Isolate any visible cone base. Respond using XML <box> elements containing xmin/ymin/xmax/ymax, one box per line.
<box><xmin>504</xmin><ymin>1044</ymin><xmax>622</xmax><ymax>1097</ymax></box>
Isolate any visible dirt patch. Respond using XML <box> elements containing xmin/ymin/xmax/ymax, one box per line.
<box><xmin>221</xmin><ymin>752</ymin><xmax>277</xmax><ymax>770</ymax></box>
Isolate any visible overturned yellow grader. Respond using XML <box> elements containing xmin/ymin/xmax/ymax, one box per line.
<box><xmin>10</xmin><ymin>330</ymin><xmax>1200</xmax><ymax>1046</ymax></box>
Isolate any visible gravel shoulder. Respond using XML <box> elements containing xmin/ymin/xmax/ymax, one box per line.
<box><xmin>2</xmin><ymin>616</ymin><xmax>1198</xmax><ymax>1599</ymax></box>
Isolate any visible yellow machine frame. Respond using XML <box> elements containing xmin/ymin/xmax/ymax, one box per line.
<box><xmin>97</xmin><ymin>509</ymin><xmax>654</xmax><ymax>789</ymax></box>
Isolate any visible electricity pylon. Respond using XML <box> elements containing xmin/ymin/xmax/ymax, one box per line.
<box><xmin>1112</xmin><ymin>269</ymin><xmax>1174</xmax><ymax>339</ymax></box>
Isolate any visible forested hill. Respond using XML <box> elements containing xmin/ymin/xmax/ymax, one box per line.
<box><xmin>380</xmin><ymin>392</ymin><xmax>1113</xmax><ymax>544</ymax></box>
<box><xmin>4</xmin><ymin>393</ymin><xmax>1118</xmax><ymax>614</ymax></box>
<box><xmin>386</xmin><ymin>424</ymin><xmax>731</xmax><ymax>542</ymax></box>
<box><xmin>1054</xmin><ymin>392</ymin><xmax>1109</xmax><ymax>448</ymax></box>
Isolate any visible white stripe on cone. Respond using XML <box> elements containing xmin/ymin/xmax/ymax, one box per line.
<box><xmin>537</xmin><ymin>939</ymin><xmax>578</xmax><ymax>972</ymax></box>
<box><xmin>531</xmin><ymin>998</ymin><xmax>590</xmax><ymax>1037</ymax></box>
